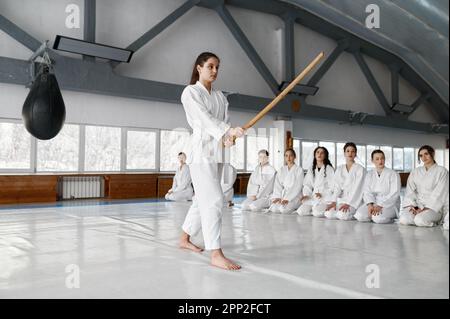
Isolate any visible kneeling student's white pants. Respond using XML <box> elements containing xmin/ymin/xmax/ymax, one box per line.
<box><xmin>355</xmin><ymin>205</ymin><xmax>397</xmax><ymax>224</ymax></box>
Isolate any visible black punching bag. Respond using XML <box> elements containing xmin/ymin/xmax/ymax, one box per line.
<box><xmin>22</xmin><ymin>65</ymin><xmax>66</xmax><ymax>140</ymax></box>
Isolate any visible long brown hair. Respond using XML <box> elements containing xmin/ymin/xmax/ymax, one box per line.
<box><xmin>190</xmin><ymin>52</ymin><xmax>220</xmax><ymax>85</ymax></box>
<box><xmin>418</xmin><ymin>145</ymin><xmax>435</xmax><ymax>163</ymax></box>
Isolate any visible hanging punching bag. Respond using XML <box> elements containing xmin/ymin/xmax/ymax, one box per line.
<box><xmin>22</xmin><ymin>65</ymin><xmax>66</xmax><ymax>140</ymax></box>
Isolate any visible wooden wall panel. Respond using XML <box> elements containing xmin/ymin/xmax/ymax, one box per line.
<box><xmin>0</xmin><ymin>176</ymin><xmax>57</xmax><ymax>204</ymax></box>
<box><xmin>106</xmin><ymin>174</ymin><xmax>158</xmax><ymax>199</ymax></box>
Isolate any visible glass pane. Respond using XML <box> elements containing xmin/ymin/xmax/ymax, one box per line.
<box><xmin>336</xmin><ymin>142</ymin><xmax>346</xmax><ymax>167</ymax></box>
<box><xmin>127</xmin><ymin>130</ymin><xmax>157</xmax><ymax>170</ymax></box>
<box><xmin>0</xmin><ymin>122</ymin><xmax>31</xmax><ymax>169</ymax></box>
<box><xmin>404</xmin><ymin>148</ymin><xmax>414</xmax><ymax>172</ymax></box>
<box><xmin>247</xmin><ymin>135</ymin><xmax>269</xmax><ymax>171</ymax></box>
<box><xmin>293</xmin><ymin>139</ymin><xmax>301</xmax><ymax>164</ymax></box>
<box><xmin>366</xmin><ymin>145</ymin><xmax>380</xmax><ymax>170</ymax></box>
<box><xmin>85</xmin><ymin>126</ymin><xmax>121</xmax><ymax>171</ymax></box>
<box><xmin>230</xmin><ymin>136</ymin><xmax>245</xmax><ymax>170</ymax></box>
<box><xmin>415</xmin><ymin>148</ymin><xmax>422</xmax><ymax>167</ymax></box>
<box><xmin>356</xmin><ymin>145</ymin><xmax>366</xmax><ymax>168</ymax></box>
<box><xmin>160</xmin><ymin>130</ymin><xmax>191</xmax><ymax>171</ymax></box>
<box><xmin>393</xmin><ymin>148</ymin><xmax>404</xmax><ymax>171</ymax></box>
<box><xmin>301</xmin><ymin>141</ymin><xmax>318</xmax><ymax>169</ymax></box>
<box><xmin>319</xmin><ymin>141</ymin><xmax>336</xmax><ymax>167</ymax></box>
<box><xmin>380</xmin><ymin>146</ymin><xmax>392</xmax><ymax>168</ymax></box>
<box><xmin>37</xmin><ymin>124</ymin><xmax>79</xmax><ymax>171</ymax></box>
<box><xmin>435</xmin><ymin>149</ymin><xmax>445</xmax><ymax>166</ymax></box>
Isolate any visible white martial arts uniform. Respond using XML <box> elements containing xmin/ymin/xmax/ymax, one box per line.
<box><xmin>165</xmin><ymin>164</ymin><xmax>194</xmax><ymax>201</ymax></box>
<box><xmin>269</xmin><ymin>164</ymin><xmax>304</xmax><ymax>214</ymax></box>
<box><xmin>180</xmin><ymin>81</ymin><xmax>231</xmax><ymax>250</ymax></box>
<box><xmin>399</xmin><ymin>164</ymin><xmax>449</xmax><ymax>227</ymax></box>
<box><xmin>355</xmin><ymin>168</ymin><xmax>401</xmax><ymax>224</ymax></box>
<box><xmin>221</xmin><ymin>163</ymin><xmax>237</xmax><ymax>205</ymax></box>
<box><xmin>297</xmin><ymin>165</ymin><xmax>335</xmax><ymax>217</ymax></box>
<box><xmin>325</xmin><ymin>163</ymin><xmax>365</xmax><ymax>220</ymax></box>
<box><xmin>241</xmin><ymin>163</ymin><xmax>276</xmax><ymax>212</ymax></box>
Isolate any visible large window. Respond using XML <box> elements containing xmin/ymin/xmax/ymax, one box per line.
<box><xmin>127</xmin><ymin>130</ymin><xmax>157</xmax><ymax>170</ymax></box>
<box><xmin>37</xmin><ymin>124</ymin><xmax>79</xmax><ymax>172</ymax></box>
<box><xmin>301</xmin><ymin>141</ymin><xmax>318</xmax><ymax>169</ymax></box>
<box><xmin>246</xmin><ymin>135</ymin><xmax>269</xmax><ymax>171</ymax></box>
<box><xmin>85</xmin><ymin>125</ymin><xmax>121</xmax><ymax>171</ymax></box>
<box><xmin>319</xmin><ymin>141</ymin><xmax>336</xmax><ymax>168</ymax></box>
<box><xmin>0</xmin><ymin>122</ymin><xmax>31</xmax><ymax>170</ymax></box>
<box><xmin>404</xmin><ymin>148</ymin><xmax>415</xmax><ymax>171</ymax></box>
<box><xmin>393</xmin><ymin>148</ymin><xmax>404</xmax><ymax>171</ymax></box>
<box><xmin>293</xmin><ymin>139</ymin><xmax>301</xmax><ymax>165</ymax></box>
<box><xmin>356</xmin><ymin>145</ymin><xmax>366</xmax><ymax>168</ymax></box>
<box><xmin>230</xmin><ymin>136</ymin><xmax>245</xmax><ymax>170</ymax></box>
<box><xmin>160</xmin><ymin>130</ymin><xmax>190</xmax><ymax>171</ymax></box>
<box><xmin>336</xmin><ymin>142</ymin><xmax>346</xmax><ymax>167</ymax></box>
<box><xmin>435</xmin><ymin>149</ymin><xmax>445</xmax><ymax>167</ymax></box>
<box><xmin>380</xmin><ymin>146</ymin><xmax>392</xmax><ymax>168</ymax></box>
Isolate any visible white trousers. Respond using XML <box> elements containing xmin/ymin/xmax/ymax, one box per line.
<box><xmin>399</xmin><ymin>208</ymin><xmax>442</xmax><ymax>227</ymax></box>
<box><xmin>241</xmin><ymin>197</ymin><xmax>271</xmax><ymax>212</ymax></box>
<box><xmin>269</xmin><ymin>198</ymin><xmax>301</xmax><ymax>214</ymax></box>
<box><xmin>181</xmin><ymin>164</ymin><xmax>224</xmax><ymax>250</ymax></box>
<box><xmin>165</xmin><ymin>189</ymin><xmax>193</xmax><ymax>201</ymax></box>
<box><xmin>297</xmin><ymin>196</ymin><xmax>331</xmax><ymax>217</ymax></box>
<box><xmin>355</xmin><ymin>205</ymin><xmax>397</xmax><ymax>224</ymax></box>
<box><xmin>325</xmin><ymin>204</ymin><xmax>357</xmax><ymax>221</ymax></box>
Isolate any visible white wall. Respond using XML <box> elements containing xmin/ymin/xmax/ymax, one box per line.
<box><xmin>0</xmin><ymin>0</ymin><xmax>447</xmax><ymax>150</ymax></box>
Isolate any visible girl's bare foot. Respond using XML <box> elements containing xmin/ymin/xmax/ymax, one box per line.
<box><xmin>211</xmin><ymin>249</ymin><xmax>241</xmax><ymax>270</ymax></box>
<box><xmin>179</xmin><ymin>232</ymin><xmax>203</xmax><ymax>252</ymax></box>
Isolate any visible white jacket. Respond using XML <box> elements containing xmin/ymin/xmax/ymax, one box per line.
<box><xmin>247</xmin><ymin>164</ymin><xmax>277</xmax><ymax>199</ymax></box>
<box><xmin>333</xmin><ymin>163</ymin><xmax>366</xmax><ymax>208</ymax></box>
<box><xmin>403</xmin><ymin>164</ymin><xmax>449</xmax><ymax>213</ymax></box>
<box><xmin>181</xmin><ymin>81</ymin><xmax>231</xmax><ymax>164</ymax></box>
<box><xmin>272</xmin><ymin>164</ymin><xmax>304</xmax><ymax>202</ymax></box>
<box><xmin>362</xmin><ymin>167</ymin><xmax>401</xmax><ymax>209</ymax></box>
<box><xmin>170</xmin><ymin>164</ymin><xmax>193</xmax><ymax>193</ymax></box>
<box><xmin>303</xmin><ymin>165</ymin><xmax>335</xmax><ymax>203</ymax></box>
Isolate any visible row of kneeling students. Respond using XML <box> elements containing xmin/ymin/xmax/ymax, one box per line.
<box><xmin>241</xmin><ymin>143</ymin><xmax>449</xmax><ymax>229</ymax></box>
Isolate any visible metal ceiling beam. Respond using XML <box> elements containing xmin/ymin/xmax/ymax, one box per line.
<box><xmin>215</xmin><ymin>4</ymin><xmax>279</xmax><ymax>94</ymax></box>
<box><xmin>390</xmin><ymin>65</ymin><xmax>400</xmax><ymax>106</ymax></box>
<box><xmin>354</xmin><ymin>51</ymin><xmax>392</xmax><ymax>116</ymax></box>
<box><xmin>83</xmin><ymin>0</ymin><xmax>96</xmax><ymax>62</ymax></box>
<box><xmin>111</xmin><ymin>0</ymin><xmax>201</xmax><ymax>68</ymax></box>
<box><xmin>409</xmin><ymin>93</ymin><xmax>431</xmax><ymax>117</ymax></box>
<box><xmin>283</xmin><ymin>13</ymin><xmax>295</xmax><ymax>82</ymax></box>
<box><xmin>0</xmin><ymin>14</ymin><xmax>41</xmax><ymax>52</ymax></box>
<box><xmin>307</xmin><ymin>39</ymin><xmax>348</xmax><ymax>87</ymax></box>
<box><xmin>1</xmin><ymin>55</ymin><xmax>447</xmax><ymax>134</ymax></box>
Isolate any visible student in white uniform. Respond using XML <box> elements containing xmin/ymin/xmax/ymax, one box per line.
<box><xmin>221</xmin><ymin>163</ymin><xmax>237</xmax><ymax>207</ymax></box>
<box><xmin>241</xmin><ymin>150</ymin><xmax>276</xmax><ymax>212</ymax></box>
<box><xmin>179</xmin><ymin>52</ymin><xmax>244</xmax><ymax>270</ymax></box>
<box><xmin>165</xmin><ymin>152</ymin><xmax>194</xmax><ymax>201</ymax></box>
<box><xmin>443</xmin><ymin>198</ymin><xmax>449</xmax><ymax>230</ymax></box>
<box><xmin>355</xmin><ymin>150</ymin><xmax>401</xmax><ymax>224</ymax></box>
<box><xmin>325</xmin><ymin>142</ymin><xmax>366</xmax><ymax>220</ymax></box>
<box><xmin>399</xmin><ymin>145</ymin><xmax>449</xmax><ymax>227</ymax></box>
<box><xmin>269</xmin><ymin>149</ymin><xmax>304</xmax><ymax>214</ymax></box>
<box><xmin>297</xmin><ymin>146</ymin><xmax>335</xmax><ymax>217</ymax></box>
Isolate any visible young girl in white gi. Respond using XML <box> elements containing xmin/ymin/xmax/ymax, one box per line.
<box><xmin>179</xmin><ymin>52</ymin><xmax>244</xmax><ymax>270</ymax></box>
<box><xmin>399</xmin><ymin>145</ymin><xmax>449</xmax><ymax>227</ymax></box>
<box><xmin>269</xmin><ymin>149</ymin><xmax>304</xmax><ymax>214</ymax></box>
<box><xmin>241</xmin><ymin>150</ymin><xmax>276</xmax><ymax>212</ymax></box>
<box><xmin>355</xmin><ymin>150</ymin><xmax>401</xmax><ymax>224</ymax></box>
<box><xmin>325</xmin><ymin>142</ymin><xmax>366</xmax><ymax>220</ymax></box>
<box><xmin>297</xmin><ymin>146</ymin><xmax>335</xmax><ymax>217</ymax></box>
<box><xmin>165</xmin><ymin>152</ymin><xmax>194</xmax><ymax>201</ymax></box>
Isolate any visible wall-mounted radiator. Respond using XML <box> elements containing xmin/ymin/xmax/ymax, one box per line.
<box><xmin>57</xmin><ymin>176</ymin><xmax>104</xmax><ymax>200</ymax></box>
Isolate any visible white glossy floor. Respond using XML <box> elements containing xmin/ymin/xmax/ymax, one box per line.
<box><xmin>0</xmin><ymin>198</ymin><xmax>448</xmax><ymax>299</ymax></box>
